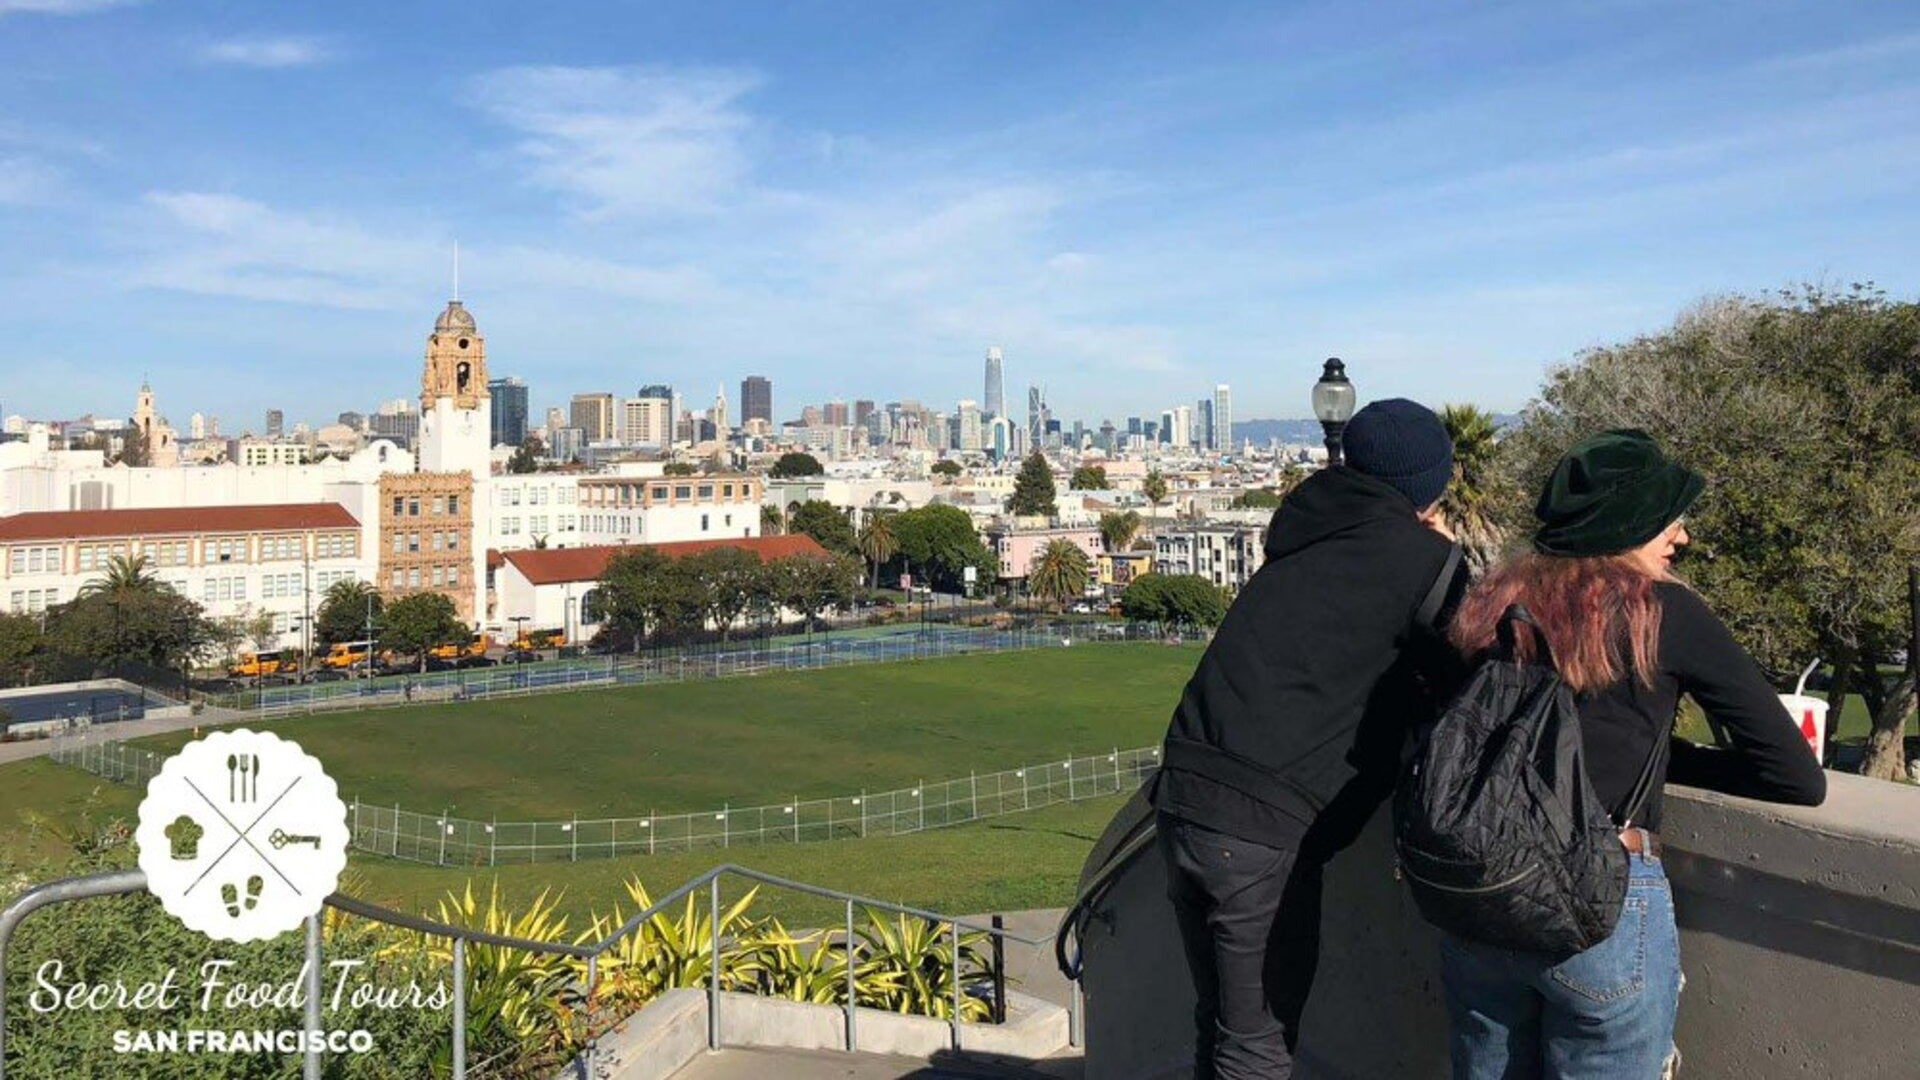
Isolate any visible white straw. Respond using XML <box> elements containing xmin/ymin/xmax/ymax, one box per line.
<box><xmin>1795</xmin><ymin>657</ymin><xmax>1821</xmax><ymax>698</ymax></box>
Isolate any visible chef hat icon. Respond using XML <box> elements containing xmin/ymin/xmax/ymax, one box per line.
<box><xmin>165</xmin><ymin>815</ymin><xmax>204</xmax><ymax>860</ymax></box>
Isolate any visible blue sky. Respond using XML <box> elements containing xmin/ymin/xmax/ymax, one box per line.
<box><xmin>3</xmin><ymin>0</ymin><xmax>1919</xmax><ymax>433</ymax></box>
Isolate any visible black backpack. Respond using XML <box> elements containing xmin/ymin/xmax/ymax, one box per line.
<box><xmin>1393</xmin><ymin>605</ymin><xmax>1662</xmax><ymax>960</ymax></box>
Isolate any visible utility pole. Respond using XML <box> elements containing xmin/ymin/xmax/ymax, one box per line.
<box><xmin>366</xmin><ymin>591</ymin><xmax>376</xmax><ymax>686</ymax></box>
<box><xmin>301</xmin><ymin>539</ymin><xmax>312</xmax><ymax>684</ymax></box>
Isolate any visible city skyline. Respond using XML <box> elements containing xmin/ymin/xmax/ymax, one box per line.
<box><xmin>5</xmin><ymin>3</ymin><xmax>1920</xmax><ymax>424</ymax></box>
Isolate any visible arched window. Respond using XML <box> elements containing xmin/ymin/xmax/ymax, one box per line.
<box><xmin>580</xmin><ymin>588</ymin><xmax>604</xmax><ymax>625</ymax></box>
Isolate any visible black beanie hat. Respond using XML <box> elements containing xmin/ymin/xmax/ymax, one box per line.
<box><xmin>1341</xmin><ymin>398</ymin><xmax>1454</xmax><ymax>509</ymax></box>
<box><xmin>1533</xmin><ymin>429</ymin><xmax>1704</xmax><ymax>556</ymax></box>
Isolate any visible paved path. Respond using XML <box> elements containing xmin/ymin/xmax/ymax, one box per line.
<box><xmin>668</xmin><ymin>1047</ymin><xmax>1083</xmax><ymax>1080</ymax></box>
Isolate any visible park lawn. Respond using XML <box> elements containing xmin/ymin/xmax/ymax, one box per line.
<box><xmin>131</xmin><ymin>644</ymin><xmax>1200</xmax><ymax>821</ymax></box>
<box><xmin>340</xmin><ymin>793</ymin><xmax>1131</xmax><ymax>927</ymax></box>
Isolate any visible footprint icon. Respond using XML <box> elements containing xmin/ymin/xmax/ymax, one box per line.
<box><xmin>222</xmin><ymin>876</ymin><xmax>266</xmax><ymax>918</ymax></box>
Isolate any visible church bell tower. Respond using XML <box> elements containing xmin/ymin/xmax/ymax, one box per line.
<box><xmin>418</xmin><ymin>299</ymin><xmax>492</xmax><ymax>480</ymax></box>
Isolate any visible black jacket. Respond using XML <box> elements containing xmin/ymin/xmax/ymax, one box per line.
<box><xmin>1152</xmin><ymin>467</ymin><xmax>1467</xmax><ymax>847</ymax></box>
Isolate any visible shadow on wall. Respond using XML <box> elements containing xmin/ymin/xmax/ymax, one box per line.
<box><xmin>1068</xmin><ymin>772</ymin><xmax>1920</xmax><ymax>1080</ymax></box>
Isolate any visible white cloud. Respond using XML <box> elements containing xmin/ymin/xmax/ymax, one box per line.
<box><xmin>0</xmin><ymin>0</ymin><xmax>134</xmax><ymax>16</ymax></box>
<box><xmin>197</xmin><ymin>35</ymin><xmax>336</xmax><ymax>69</ymax></box>
<box><xmin>473</xmin><ymin>65</ymin><xmax>761</xmax><ymax>219</ymax></box>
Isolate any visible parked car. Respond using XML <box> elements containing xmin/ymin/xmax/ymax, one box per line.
<box><xmin>502</xmin><ymin>649</ymin><xmax>541</xmax><ymax>665</ymax></box>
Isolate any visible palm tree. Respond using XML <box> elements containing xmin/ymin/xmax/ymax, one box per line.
<box><xmin>80</xmin><ymin>554</ymin><xmax>162</xmax><ymax>598</ymax></box>
<box><xmin>1439</xmin><ymin>404</ymin><xmax>1508</xmax><ymax>574</ymax></box>
<box><xmin>1028</xmin><ymin>539</ymin><xmax>1092</xmax><ymax>612</ymax></box>
<box><xmin>761</xmin><ymin>504</ymin><xmax>785</xmax><ymax>536</ymax></box>
<box><xmin>1098</xmin><ymin>510</ymin><xmax>1142</xmax><ymax>553</ymax></box>
<box><xmin>1142</xmin><ymin>471</ymin><xmax>1169</xmax><ymax>541</ymax></box>
<box><xmin>856</xmin><ymin>513</ymin><xmax>898</xmax><ymax>591</ymax></box>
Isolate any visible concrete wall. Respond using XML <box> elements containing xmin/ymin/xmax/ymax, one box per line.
<box><xmin>1074</xmin><ymin>772</ymin><xmax>1920</xmax><ymax>1079</ymax></box>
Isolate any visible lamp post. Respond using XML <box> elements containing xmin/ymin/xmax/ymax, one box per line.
<box><xmin>289</xmin><ymin>617</ymin><xmax>308</xmax><ymax>684</ymax></box>
<box><xmin>1311</xmin><ymin>358</ymin><xmax>1357</xmax><ymax>467</ymax></box>
<box><xmin>510</xmin><ymin>615</ymin><xmax>530</xmax><ymax>653</ymax></box>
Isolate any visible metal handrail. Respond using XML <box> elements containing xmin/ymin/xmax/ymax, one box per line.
<box><xmin>1055</xmin><ymin>816</ymin><xmax>1159</xmax><ymax>983</ymax></box>
<box><xmin>0</xmin><ymin>862</ymin><xmax>1074</xmax><ymax>1080</ymax></box>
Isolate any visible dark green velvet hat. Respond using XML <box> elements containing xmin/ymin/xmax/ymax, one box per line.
<box><xmin>1533</xmin><ymin>429</ymin><xmax>1704</xmax><ymax>556</ymax></box>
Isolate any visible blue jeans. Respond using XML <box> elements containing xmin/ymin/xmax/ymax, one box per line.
<box><xmin>1440</xmin><ymin>854</ymin><xmax>1680</xmax><ymax>1079</ymax></box>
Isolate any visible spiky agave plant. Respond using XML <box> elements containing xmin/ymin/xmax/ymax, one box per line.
<box><xmin>733</xmin><ymin>918</ymin><xmax>906</xmax><ymax>1007</ymax></box>
<box><xmin>856</xmin><ymin>909</ymin><xmax>996</xmax><ymax>1022</ymax></box>
<box><xmin>580</xmin><ymin>877</ymin><xmax>764</xmax><ymax>1017</ymax></box>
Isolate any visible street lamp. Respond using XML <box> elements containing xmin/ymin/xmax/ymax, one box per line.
<box><xmin>510</xmin><ymin>614</ymin><xmax>530</xmax><ymax>652</ymax></box>
<box><xmin>1311</xmin><ymin>357</ymin><xmax>1357</xmax><ymax>467</ymax></box>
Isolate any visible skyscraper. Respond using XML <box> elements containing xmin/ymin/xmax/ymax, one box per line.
<box><xmin>265</xmin><ymin>409</ymin><xmax>284</xmax><ymax>438</ymax></box>
<box><xmin>741</xmin><ymin>376</ymin><xmax>772</xmax><ymax>424</ymax></box>
<box><xmin>571</xmin><ymin>393</ymin><xmax>615</xmax><ymax>442</ymax></box>
<box><xmin>824</xmin><ymin>401</ymin><xmax>850</xmax><ymax>427</ymax></box>
<box><xmin>488</xmin><ymin>376</ymin><xmax>529</xmax><ymax>448</ymax></box>
<box><xmin>1027</xmin><ymin>386</ymin><xmax>1045</xmax><ymax>447</ymax></box>
<box><xmin>1213</xmin><ymin>384</ymin><xmax>1233</xmax><ymax>454</ymax></box>
<box><xmin>984</xmin><ymin>346</ymin><xmax>1005</xmax><ymax>419</ymax></box>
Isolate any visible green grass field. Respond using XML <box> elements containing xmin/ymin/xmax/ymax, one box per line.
<box><xmin>136</xmin><ymin>643</ymin><xmax>1201</xmax><ymax>820</ymax></box>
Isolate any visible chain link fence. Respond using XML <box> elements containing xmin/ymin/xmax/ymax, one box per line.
<box><xmin>52</xmin><ymin>735</ymin><xmax>1162</xmax><ymax>866</ymax></box>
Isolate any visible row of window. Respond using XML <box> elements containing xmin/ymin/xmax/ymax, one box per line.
<box><xmin>388</xmin><ymin>566</ymin><xmax>460</xmax><ymax>590</ymax></box>
<box><xmin>8</xmin><ymin>588</ymin><xmax>60</xmax><ymax>613</ymax></box>
<box><xmin>7</xmin><ymin>545</ymin><xmax>61</xmax><ymax>575</ymax></box>
<box><xmin>389</xmin><ymin>531</ymin><xmax>462</xmax><ymax>554</ymax></box>
<box><xmin>497</xmin><ymin>486</ymin><xmax>576</xmax><ymax>507</ymax></box>
<box><xmin>497</xmin><ymin>515</ymin><xmax>578</xmax><ymax>537</ymax></box>
<box><xmin>203</xmin><ymin>576</ymin><xmax>248</xmax><ymax>603</ymax></box>
<box><xmin>391</xmin><ymin>494</ymin><xmax>463</xmax><ymax>518</ymax></box>
<box><xmin>583</xmin><ymin>482</ymin><xmax>749</xmax><ymax>506</ymax></box>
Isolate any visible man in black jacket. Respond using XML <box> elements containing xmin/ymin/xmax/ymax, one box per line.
<box><xmin>1152</xmin><ymin>398</ymin><xmax>1467</xmax><ymax>1080</ymax></box>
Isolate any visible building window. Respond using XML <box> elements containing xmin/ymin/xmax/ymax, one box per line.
<box><xmin>674</xmin><ymin>486</ymin><xmax>692</xmax><ymax>500</ymax></box>
<box><xmin>392</xmin><ymin>496</ymin><xmax>404</xmax><ymax>517</ymax></box>
<box><xmin>722</xmin><ymin>484</ymin><xmax>734</xmax><ymax>498</ymax></box>
<box><xmin>700</xmin><ymin>514</ymin><xmax>709</xmax><ymax>532</ymax></box>
<box><xmin>652</xmin><ymin>485</ymin><xmax>668</xmax><ymax>500</ymax></box>
<box><xmin>408</xmin><ymin>533</ymin><xmax>420</xmax><ymax>553</ymax></box>
<box><xmin>432</xmin><ymin>533</ymin><xmax>443</xmax><ymax>552</ymax></box>
<box><xmin>530</xmin><ymin>487</ymin><xmax>547</xmax><ymax>505</ymax></box>
<box><xmin>392</xmin><ymin>534</ymin><xmax>405</xmax><ymax>554</ymax></box>
<box><xmin>433</xmin><ymin>496</ymin><xmax>445</xmax><ymax>516</ymax></box>
<box><xmin>448</xmin><ymin>495</ymin><xmax>460</xmax><ymax>516</ymax></box>
<box><xmin>505</xmin><ymin>488</ymin><xmax>521</xmax><ymax>506</ymax></box>
<box><xmin>390</xmin><ymin>569</ymin><xmax>403</xmax><ymax>588</ymax></box>
<box><xmin>448</xmin><ymin>567</ymin><xmax>459</xmax><ymax>586</ymax></box>
<box><xmin>408</xmin><ymin>498</ymin><xmax>421</xmax><ymax>516</ymax></box>
<box><xmin>447</xmin><ymin>532</ymin><xmax>459</xmax><ymax>551</ymax></box>
<box><xmin>432</xmin><ymin>567</ymin><xmax>444</xmax><ymax>587</ymax></box>
<box><xmin>698</xmin><ymin>485</ymin><xmax>714</xmax><ymax>499</ymax></box>
<box><xmin>408</xmin><ymin>567</ymin><xmax>421</xmax><ymax>588</ymax></box>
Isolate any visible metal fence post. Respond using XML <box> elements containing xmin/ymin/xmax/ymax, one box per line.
<box><xmin>709</xmin><ymin>876</ymin><xmax>722</xmax><ymax>1050</ymax></box>
<box><xmin>844</xmin><ymin>900</ymin><xmax>858</xmax><ymax>1052</ymax></box>
<box><xmin>970</xmin><ymin>771</ymin><xmax>978</xmax><ymax>822</ymax></box>
<box><xmin>583</xmin><ymin>954</ymin><xmax>598</xmax><ymax>1077</ymax></box>
<box><xmin>303</xmin><ymin>915</ymin><xmax>322</xmax><ymax>1080</ymax></box>
<box><xmin>452</xmin><ymin>937</ymin><xmax>467</xmax><ymax>1079</ymax></box>
<box><xmin>991</xmin><ymin>914</ymin><xmax>1007</xmax><ymax>1025</ymax></box>
<box><xmin>950</xmin><ymin>919</ymin><xmax>962</xmax><ymax>1050</ymax></box>
<box><xmin>392</xmin><ymin>803</ymin><xmax>399</xmax><ymax>858</ymax></box>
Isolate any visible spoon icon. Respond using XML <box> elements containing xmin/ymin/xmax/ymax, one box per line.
<box><xmin>227</xmin><ymin>753</ymin><xmax>237</xmax><ymax>802</ymax></box>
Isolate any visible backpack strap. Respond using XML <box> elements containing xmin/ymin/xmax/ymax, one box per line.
<box><xmin>1495</xmin><ymin>604</ymin><xmax>1555</xmax><ymax>666</ymax></box>
<box><xmin>1414</xmin><ymin>543</ymin><xmax>1464</xmax><ymax>633</ymax></box>
<box><xmin>1615</xmin><ymin>725</ymin><xmax>1669</xmax><ymax>829</ymax></box>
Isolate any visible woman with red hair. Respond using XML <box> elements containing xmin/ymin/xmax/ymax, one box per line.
<box><xmin>1441</xmin><ymin>429</ymin><xmax>1826</xmax><ymax>1079</ymax></box>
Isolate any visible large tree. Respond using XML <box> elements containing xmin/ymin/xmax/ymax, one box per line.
<box><xmin>773</xmin><ymin>553</ymin><xmax>861</xmax><ymax>631</ymax></box>
<box><xmin>760</xmin><ymin>504</ymin><xmax>785</xmax><ymax>536</ymax></box>
<box><xmin>769</xmin><ymin>451</ymin><xmax>824</xmax><ymax>478</ymax></box>
<box><xmin>1028</xmin><ymin>539</ymin><xmax>1093</xmax><ymax>611</ymax></box>
<box><xmin>888</xmin><ymin>504</ymin><xmax>997</xmax><ymax>592</ymax></box>
<box><xmin>598</xmin><ymin>547</ymin><xmax>674</xmax><ymax>650</ymax></box>
<box><xmin>315</xmin><ymin>578</ymin><xmax>384</xmax><ymax>646</ymax></box>
<box><xmin>506</xmin><ymin>436</ymin><xmax>544</xmax><ymax>474</ymax></box>
<box><xmin>1502</xmin><ymin>286</ymin><xmax>1920</xmax><ymax>780</ymax></box>
<box><xmin>380</xmin><ymin>592</ymin><xmax>466</xmax><ymax>672</ymax></box>
<box><xmin>1119</xmin><ymin>573</ymin><xmax>1228</xmax><ymax>629</ymax></box>
<box><xmin>685</xmin><ymin>546</ymin><xmax>764</xmax><ymax>640</ymax></box>
<box><xmin>1008</xmin><ymin>453</ymin><xmax>1057</xmax><ymax>517</ymax></box>
<box><xmin>930</xmin><ymin>459</ymin><xmax>963</xmax><ymax>481</ymax></box>
<box><xmin>44</xmin><ymin>584</ymin><xmax>207</xmax><ymax>681</ymax></box>
<box><xmin>1070</xmin><ymin>465</ymin><xmax>1110</xmax><ymax>490</ymax></box>
<box><xmin>0</xmin><ymin>613</ymin><xmax>46</xmax><ymax>689</ymax></box>
<box><xmin>788</xmin><ymin>500</ymin><xmax>858</xmax><ymax>556</ymax></box>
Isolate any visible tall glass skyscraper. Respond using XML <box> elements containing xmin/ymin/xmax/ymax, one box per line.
<box><xmin>984</xmin><ymin>346</ymin><xmax>1005</xmax><ymax>419</ymax></box>
<box><xmin>488</xmin><ymin>376</ymin><xmax>529</xmax><ymax>447</ymax></box>
<box><xmin>741</xmin><ymin>376</ymin><xmax>773</xmax><ymax>424</ymax></box>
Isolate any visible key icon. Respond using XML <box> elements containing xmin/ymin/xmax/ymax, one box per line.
<box><xmin>269</xmin><ymin>829</ymin><xmax>322</xmax><ymax>850</ymax></box>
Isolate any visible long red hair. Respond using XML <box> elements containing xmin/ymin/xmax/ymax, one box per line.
<box><xmin>1449</xmin><ymin>553</ymin><xmax>1664</xmax><ymax>693</ymax></box>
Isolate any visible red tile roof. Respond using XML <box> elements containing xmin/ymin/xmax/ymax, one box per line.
<box><xmin>0</xmin><ymin>503</ymin><xmax>360</xmax><ymax>542</ymax></box>
<box><xmin>500</xmin><ymin>535</ymin><xmax>830</xmax><ymax>586</ymax></box>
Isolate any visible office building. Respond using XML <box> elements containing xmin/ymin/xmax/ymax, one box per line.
<box><xmin>265</xmin><ymin>409</ymin><xmax>284</xmax><ymax>439</ymax></box>
<box><xmin>741</xmin><ymin>376</ymin><xmax>772</xmax><ymax>424</ymax></box>
<box><xmin>570</xmin><ymin>393</ymin><xmax>615</xmax><ymax>443</ymax></box>
<box><xmin>1213</xmin><ymin>384</ymin><xmax>1233</xmax><ymax>453</ymax></box>
<box><xmin>489</xmin><ymin>376</ymin><xmax>529</xmax><ymax>448</ymax></box>
<box><xmin>984</xmin><ymin>347</ymin><xmax>1005</xmax><ymax>419</ymax></box>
